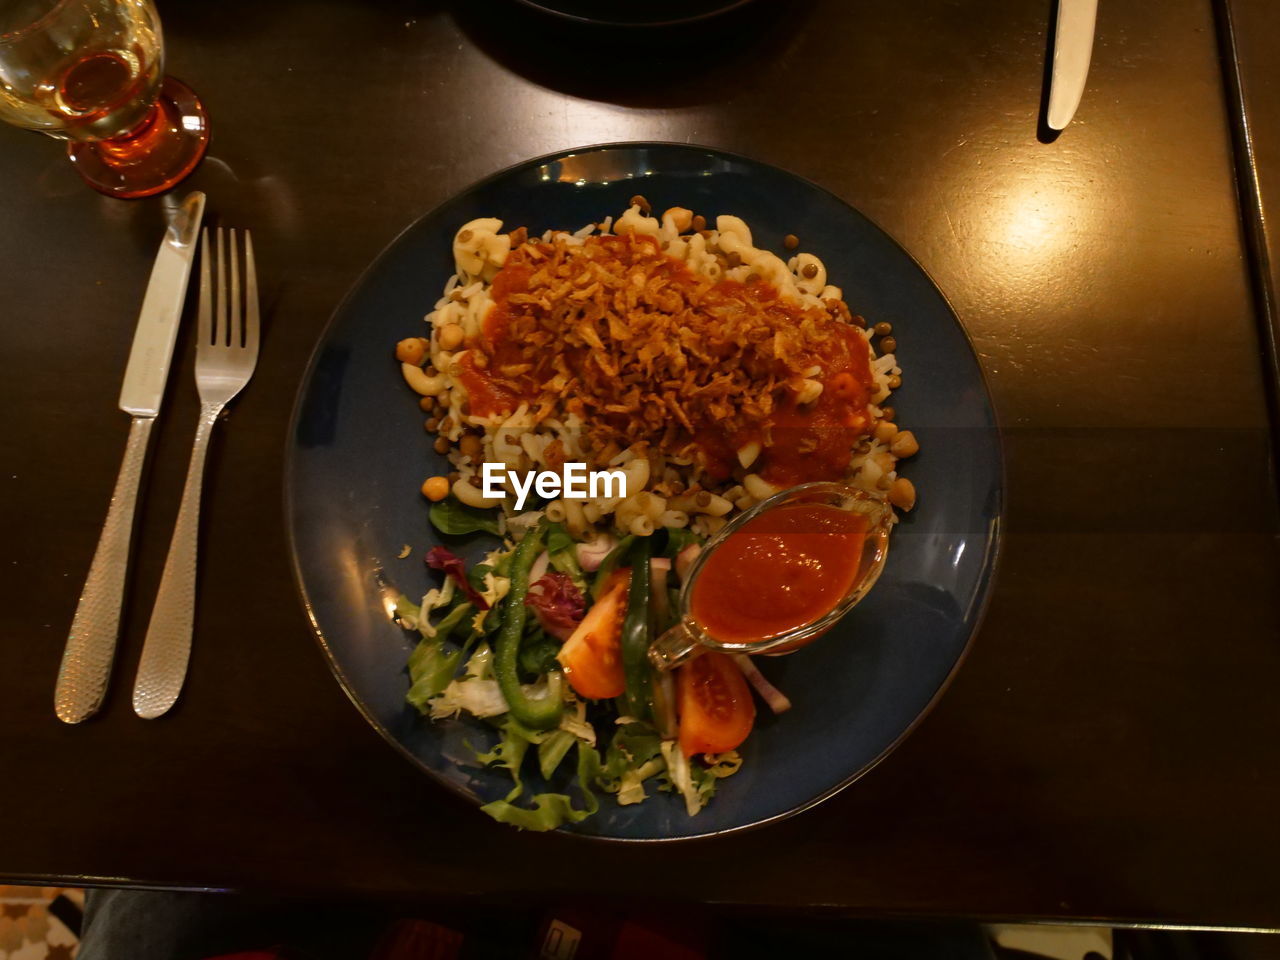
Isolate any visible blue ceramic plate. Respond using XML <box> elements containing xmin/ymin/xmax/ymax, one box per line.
<box><xmin>287</xmin><ymin>143</ymin><xmax>1003</xmax><ymax>841</ymax></box>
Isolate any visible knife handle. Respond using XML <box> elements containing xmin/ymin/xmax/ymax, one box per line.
<box><xmin>132</xmin><ymin>401</ymin><xmax>222</xmax><ymax>719</ymax></box>
<box><xmin>55</xmin><ymin>415</ymin><xmax>155</xmax><ymax>724</ymax></box>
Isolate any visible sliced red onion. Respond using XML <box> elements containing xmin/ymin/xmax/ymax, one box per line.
<box><xmin>650</xmin><ymin>558</ymin><xmax>671</xmax><ymax>628</ymax></box>
<box><xmin>674</xmin><ymin>543</ymin><xmax>702</xmax><ymax>583</ymax></box>
<box><xmin>576</xmin><ymin>534</ymin><xmax>616</xmax><ymax>572</ymax></box>
<box><xmin>731</xmin><ymin>654</ymin><xmax>792</xmax><ymax>714</ymax></box>
<box><xmin>527</xmin><ymin>550</ymin><xmax>550</xmax><ymax>587</ymax></box>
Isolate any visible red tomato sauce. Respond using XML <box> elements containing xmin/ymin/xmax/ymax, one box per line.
<box><xmin>458</xmin><ymin>239</ymin><xmax>876</xmax><ymax>480</ymax></box>
<box><xmin>453</xmin><ymin>260</ymin><xmax>533</xmax><ymax>418</ymax></box>
<box><xmin>689</xmin><ymin>502</ymin><xmax>868</xmax><ymax>644</ymax></box>
<box><xmin>455</xmin><ymin>351</ymin><xmax>520</xmax><ymax>419</ymax></box>
<box><xmin>750</xmin><ymin>322</ymin><xmax>875</xmax><ymax>486</ymax></box>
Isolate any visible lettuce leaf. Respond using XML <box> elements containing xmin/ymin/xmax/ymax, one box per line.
<box><xmin>477</xmin><ymin>727</ymin><xmax>603</xmax><ymax>831</ymax></box>
<box><xmin>425</xmin><ymin>548</ymin><xmax>490</xmax><ymax>610</ymax></box>
<box><xmin>545</xmin><ymin>522</ymin><xmax>576</xmax><ymax>557</ymax></box>
<box><xmin>429</xmin><ymin>499</ymin><xmax>501</xmax><ymax>536</ymax></box>
<box><xmin>537</xmin><ymin>729</ymin><xmax>577</xmax><ymax>780</ymax></box>
<box><xmin>405</xmin><ymin>603</ymin><xmax>475</xmax><ymax>712</ymax></box>
<box><xmin>393</xmin><ymin>593</ymin><xmax>422</xmax><ymax>628</ymax></box>
<box><xmin>479</xmin><ymin>793</ymin><xmax>587</xmax><ymax>831</ymax></box>
<box><xmin>474</xmin><ymin>717</ymin><xmax>536</xmax><ymax>802</ymax></box>
<box><xmin>430</xmin><ymin>665</ymin><xmax>561</xmax><ymax>721</ymax></box>
<box><xmin>658</xmin><ymin>744</ymin><xmax>742</xmax><ymax>816</ymax></box>
<box><xmin>466</xmin><ymin>562</ymin><xmax>493</xmax><ymax>596</ymax></box>
<box><xmin>545</xmin><ymin>523</ymin><xmax>588</xmax><ymax>593</ymax></box>
<box><xmin>617</xmin><ymin>757</ymin><xmax>666</xmax><ymax>806</ymax></box>
<box><xmin>598</xmin><ymin>723</ymin><xmax>665</xmax><ymax>795</ymax></box>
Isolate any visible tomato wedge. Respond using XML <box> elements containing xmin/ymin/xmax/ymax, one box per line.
<box><xmin>556</xmin><ymin>570</ymin><xmax>630</xmax><ymax>700</ymax></box>
<box><xmin>677</xmin><ymin>651</ymin><xmax>755</xmax><ymax>757</ymax></box>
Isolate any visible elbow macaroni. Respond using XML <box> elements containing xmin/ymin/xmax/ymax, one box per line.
<box><xmin>410</xmin><ymin>204</ymin><xmax>910</xmax><ymax>540</ymax></box>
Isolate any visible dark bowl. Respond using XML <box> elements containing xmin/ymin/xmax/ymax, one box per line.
<box><xmin>512</xmin><ymin>0</ymin><xmax>753</xmax><ymax>28</ymax></box>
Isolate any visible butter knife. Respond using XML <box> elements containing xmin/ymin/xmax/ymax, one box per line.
<box><xmin>1047</xmin><ymin>0</ymin><xmax>1099</xmax><ymax>130</ymax></box>
<box><xmin>54</xmin><ymin>191</ymin><xmax>206</xmax><ymax>724</ymax></box>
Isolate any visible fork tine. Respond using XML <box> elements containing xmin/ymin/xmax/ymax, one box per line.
<box><xmin>243</xmin><ymin>230</ymin><xmax>260</xmax><ymax>359</ymax></box>
<box><xmin>198</xmin><ymin>228</ymin><xmax>212</xmax><ymax>348</ymax></box>
<box><xmin>229</xmin><ymin>228</ymin><xmax>241</xmax><ymax>348</ymax></box>
<box><xmin>215</xmin><ymin>226</ymin><xmax>228</xmax><ymax>346</ymax></box>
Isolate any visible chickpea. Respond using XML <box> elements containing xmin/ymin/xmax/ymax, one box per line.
<box><xmin>874</xmin><ymin>421</ymin><xmax>899</xmax><ymax>444</ymax></box>
<box><xmin>873</xmin><ymin>321</ymin><xmax>893</xmax><ymax>336</ymax></box>
<box><xmin>888</xmin><ymin>476</ymin><xmax>916</xmax><ymax>511</ymax></box>
<box><xmin>880</xmin><ymin>336</ymin><xmax>898</xmax><ymax>354</ymax></box>
<box><xmin>437</xmin><ymin>323</ymin><xmax>464</xmax><ymax>351</ymax></box>
<box><xmin>663</xmin><ymin>207</ymin><xmax>693</xmax><ymax>233</ymax></box>
<box><xmin>890</xmin><ymin>430</ymin><xmax>919</xmax><ymax>458</ymax></box>
<box><xmin>459</xmin><ymin>434</ymin><xmax>483</xmax><ymax>460</ymax></box>
<box><xmin>395</xmin><ymin>337</ymin><xmax>428</xmax><ymax>365</ymax></box>
<box><xmin>421</xmin><ymin>476</ymin><xmax>450</xmax><ymax>501</ymax></box>
<box><xmin>418</xmin><ymin>395</ymin><xmax>436</xmax><ymax>412</ymax></box>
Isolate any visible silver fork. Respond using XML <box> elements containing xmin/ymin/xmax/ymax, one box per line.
<box><xmin>132</xmin><ymin>226</ymin><xmax>260</xmax><ymax>719</ymax></box>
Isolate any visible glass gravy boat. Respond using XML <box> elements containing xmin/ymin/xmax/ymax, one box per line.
<box><xmin>649</xmin><ymin>482</ymin><xmax>894</xmax><ymax>671</ymax></box>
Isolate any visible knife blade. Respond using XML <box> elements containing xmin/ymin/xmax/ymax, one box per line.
<box><xmin>54</xmin><ymin>191</ymin><xmax>206</xmax><ymax>724</ymax></box>
<box><xmin>1047</xmin><ymin>0</ymin><xmax>1098</xmax><ymax>131</ymax></box>
<box><xmin>120</xmin><ymin>191</ymin><xmax>207</xmax><ymax>415</ymax></box>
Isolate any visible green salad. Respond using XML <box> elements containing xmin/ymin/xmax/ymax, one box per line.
<box><xmin>394</xmin><ymin>500</ymin><xmax>779</xmax><ymax>831</ymax></box>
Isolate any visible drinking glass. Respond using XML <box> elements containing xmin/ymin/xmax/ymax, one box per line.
<box><xmin>0</xmin><ymin>0</ymin><xmax>208</xmax><ymax>198</ymax></box>
<box><xmin>649</xmin><ymin>482</ymin><xmax>895</xmax><ymax>670</ymax></box>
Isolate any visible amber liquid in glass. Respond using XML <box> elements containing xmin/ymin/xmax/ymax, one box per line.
<box><xmin>40</xmin><ymin>48</ymin><xmax>160</xmax><ymax>140</ymax></box>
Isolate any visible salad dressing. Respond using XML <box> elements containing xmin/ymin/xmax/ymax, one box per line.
<box><xmin>689</xmin><ymin>502</ymin><xmax>868</xmax><ymax>645</ymax></box>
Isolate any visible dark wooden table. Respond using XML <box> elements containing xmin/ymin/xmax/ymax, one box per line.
<box><xmin>3</xmin><ymin>0</ymin><xmax>1279</xmax><ymax>929</ymax></box>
